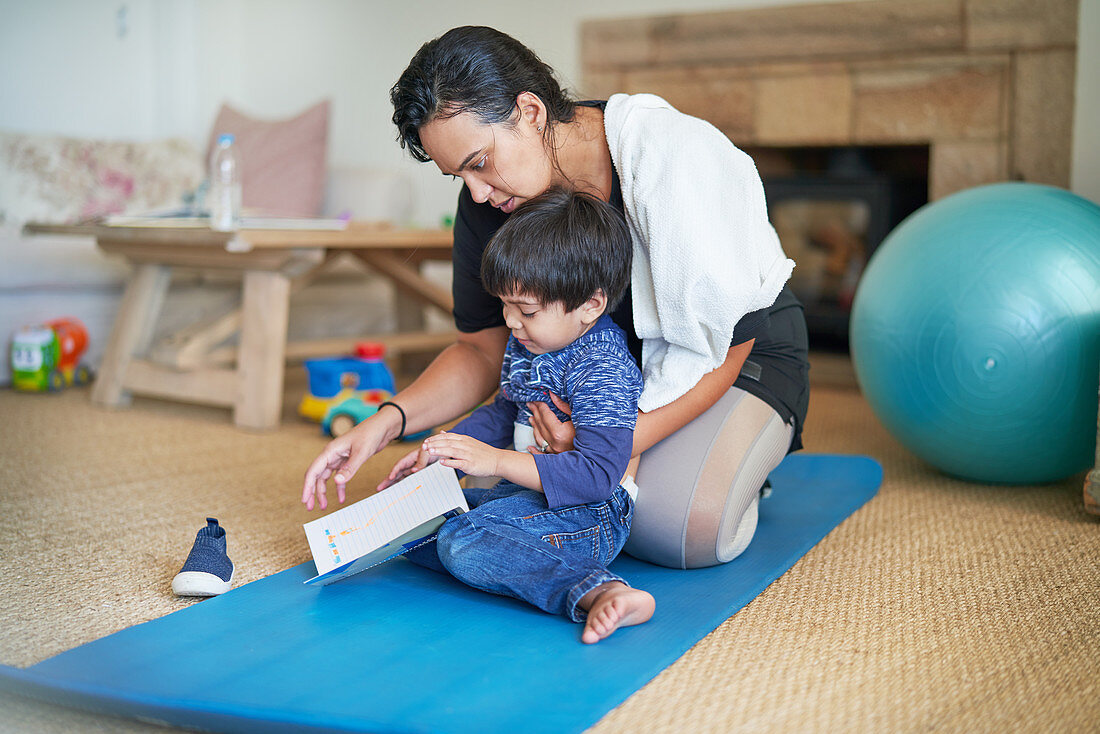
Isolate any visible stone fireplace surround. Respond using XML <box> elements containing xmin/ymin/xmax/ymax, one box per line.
<box><xmin>581</xmin><ymin>0</ymin><xmax>1079</xmax><ymax>201</ymax></box>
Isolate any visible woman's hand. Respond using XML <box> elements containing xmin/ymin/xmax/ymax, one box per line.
<box><xmin>527</xmin><ymin>392</ymin><xmax>575</xmax><ymax>453</ymax></box>
<box><xmin>300</xmin><ymin>409</ymin><xmax>401</xmax><ymax>511</ymax></box>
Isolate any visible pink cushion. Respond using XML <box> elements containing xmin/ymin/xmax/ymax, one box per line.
<box><xmin>207</xmin><ymin>100</ymin><xmax>329</xmax><ymax>217</ymax></box>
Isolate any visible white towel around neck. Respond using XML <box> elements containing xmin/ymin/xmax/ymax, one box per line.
<box><xmin>603</xmin><ymin>93</ymin><xmax>795</xmax><ymax>412</ymax></box>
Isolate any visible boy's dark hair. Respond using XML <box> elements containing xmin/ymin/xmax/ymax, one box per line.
<box><xmin>481</xmin><ymin>188</ymin><xmax>632</xmax><ymax>312</ymax></box>
<box><xmin>390</xmin><ymin>26</ymin><xmax>576</xmax><ymax>163</ymax></box>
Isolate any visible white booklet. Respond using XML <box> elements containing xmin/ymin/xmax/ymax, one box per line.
<box><xmin>302</xmin><ymin>463</ymin><xmax>468</xmax><ymax>586</ymax></box>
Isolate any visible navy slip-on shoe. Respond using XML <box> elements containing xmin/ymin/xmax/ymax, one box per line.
<box><xmin>172</xmin><ymin>517</ymin><xmax>234</xmax><ymax>597</ymax></box>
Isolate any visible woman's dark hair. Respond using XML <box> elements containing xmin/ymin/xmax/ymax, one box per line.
<box><xmin>390</xmin><ymin>26</ymin><xmax>576</xmax><ymax>162</ymax></box>
<box><xmin>481</xmin><ymin>187</ymin><xmax>632</xmax><ymax>312</ymax></box>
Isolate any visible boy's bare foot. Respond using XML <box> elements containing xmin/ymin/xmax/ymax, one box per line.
<box><xmin>579</xmin><ymin>581</ymin><xmax>655</xmax><ymax>644</ymax></box>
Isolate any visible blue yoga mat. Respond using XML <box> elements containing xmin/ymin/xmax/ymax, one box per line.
<box><xmin>1</xmin><ymin>454</ymin><xmax>881</xmax><ymax>734</ymax></box>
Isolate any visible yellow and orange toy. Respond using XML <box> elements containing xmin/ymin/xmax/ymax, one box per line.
<box><xmin>10</xmin><ymin>317</ymin><xmax>93</xmax><ymax>392</ymax></box>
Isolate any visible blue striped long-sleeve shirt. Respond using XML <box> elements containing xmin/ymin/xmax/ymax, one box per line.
<box><xmin>450</xmin><ymin>313</ymin><xmax>643</xmax><ymax>508</ymax></box>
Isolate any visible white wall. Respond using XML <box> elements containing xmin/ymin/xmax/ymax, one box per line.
<box><xmin>3</xmin><ymin>0</ymin><xmax>1098</xmax><ymax>224</ymax></box>
<box><xmin>1</xmin><ymin>0</ymin><xmax>157</xmax><ymax>138</ymax></box>
<box><xmin>190</xmin><ymin>0</ymin><xmax>854</xmax><ymax>226</ymax></box>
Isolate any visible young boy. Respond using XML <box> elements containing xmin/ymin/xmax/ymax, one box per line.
<box><xmin>385</xmin><ymin>187</ymin><xmax>653</xmax><ymax>644</ymax></box>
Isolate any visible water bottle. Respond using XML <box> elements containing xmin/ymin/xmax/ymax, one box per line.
<box><xmin>208</xmin><ymin>133</ymin><xmax>241</xmax><ymax>231</ymax></box>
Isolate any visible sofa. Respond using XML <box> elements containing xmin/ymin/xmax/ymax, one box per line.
<box><xmin>0</xmin><ymin>101</ymin><xmax>431</xmax><ymax>386</ymax></box>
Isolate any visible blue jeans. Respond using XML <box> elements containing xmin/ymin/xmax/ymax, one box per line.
<box><xmin>404</xmin><ymin>480</ymin><xmax>634</xmax><ymax>623</ymax></box>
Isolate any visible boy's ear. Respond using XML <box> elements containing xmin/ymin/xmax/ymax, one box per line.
<box><xmin>579</xmin><ymin>289</ymin><xmax>608</xmax><ymax>325</ymax></box>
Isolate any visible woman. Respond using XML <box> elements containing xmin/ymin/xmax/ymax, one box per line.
<box><xmin>301</xmin><ymin>26</ymin><xmax>809</xmax><ymax>569</ymax></box>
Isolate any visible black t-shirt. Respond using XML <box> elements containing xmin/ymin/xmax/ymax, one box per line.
<box><xmin>448</xmin><ymin>103</ymin><xmax>809</xmax><ymax>450</ymax></box>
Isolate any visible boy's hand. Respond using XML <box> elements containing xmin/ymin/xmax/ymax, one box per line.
<box><xmin>422</xmin><ymin>431</ymin><xmax>501</xmax><ymax>477</ymax></box>
<box><xmin>378</xmin><ymin>439</ymin><xmax>441</xmax><ymax>490</ymax></box>
<box><xmin>377</xmin><ymin>446</ymin><xmax>418</xmax><ymax>491</ymax></box>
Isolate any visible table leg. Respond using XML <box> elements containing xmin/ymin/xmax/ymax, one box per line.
<box><xmin>351</xmin><ymin>251</ymin><xmax>453</xmax><ymax>375</ymax></box>
<box><xmin>235</xmin><ymin>269</ymin><xmax>291</xmax><ymax>430</ymax></box>
<box><xmin>394</xmin><ymin>286</ymin><xmax>429</xmax><ymax>374</ymax></box>
<box><xmin>350</xmin><ymin>251</ymin><xmax>452</xmax><ymax>313</ymax></box>
<box><xmin>91</xmin><ymin>263</ymin><xmax>171</xmax><ymax>407</ymax></box>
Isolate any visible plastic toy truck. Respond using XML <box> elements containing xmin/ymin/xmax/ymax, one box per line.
<box><xmin>299</xmin><ymin>343</ymin><xmax>431</xmax><ymax>439</ymax></box>
<box><xmin>10</xmin><ymin>317</ymin><xmax>92</xmax><ymax>392</ymax></box>
<box><xmin>299</xmin><ymin>342</ymin><xmax>397</xmax><ymax>435</ymax></box>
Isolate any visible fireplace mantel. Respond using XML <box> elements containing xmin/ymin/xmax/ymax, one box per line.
<box><xmin>581</xmin><ymin>0</ymin><xmax>1078</xmax><ymax>199</ymax></box>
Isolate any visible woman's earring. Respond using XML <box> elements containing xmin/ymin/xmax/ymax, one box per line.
<box><xmin>537</xmin><ymin>125</ymin><xmax>543</xmax><ymax>132</ymax></box>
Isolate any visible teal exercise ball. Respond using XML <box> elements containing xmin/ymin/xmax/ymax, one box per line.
<box><xmin>850</xmin><ymin>183</ymin><xmax>1100</xmax><ymax>484</ymax></box>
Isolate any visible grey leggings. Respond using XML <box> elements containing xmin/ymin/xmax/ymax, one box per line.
<box><xmin>625</xmin><ymin>386</ymin><xmax>794</xmax><ymax>569</ymax></box>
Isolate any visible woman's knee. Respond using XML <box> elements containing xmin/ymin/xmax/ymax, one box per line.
<box><xmin>626</xmin><ymin>388</ymin><xmax>792</xmax><ymax>569</ymax></box>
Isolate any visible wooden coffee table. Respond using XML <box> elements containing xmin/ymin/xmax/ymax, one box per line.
<box><xmin>27</xmin><ymin>220</ymin><xmax>454</xmax><ymax>430</ymax></box>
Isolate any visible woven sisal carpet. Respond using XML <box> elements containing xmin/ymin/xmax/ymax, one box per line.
<box><xmin>1</xmin><ymin>365</ymin><xmax>1097</xmax><ymax>733</ymax></box>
